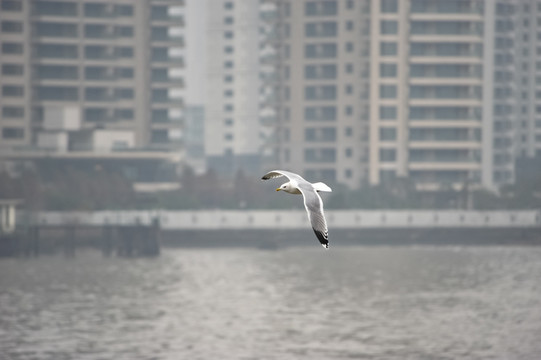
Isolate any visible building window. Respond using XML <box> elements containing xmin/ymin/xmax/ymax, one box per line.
<box><xmin>380</xmin><ymin>106</ymin><xmax>397</xmax><ymax>120</ymax></box>
<box><xmin>380</xmin><ymin>20</ymin><xmax>398</xmax><ymax>35</ymax></box>
<box><xmin>116</xmin><ymin>47</ymin><xmax>133</xmax><ymax>58</ymax></box>
<box><xmin>116</xmin><ymin>67</ymin><xmax>134</xmax><ymax>79</ymax></box>
<box><xmin>224</xmin><ymin>31</ymin><xmax>234</xmax><ymax>39</ymax></box>
<box><xmin>380</xmin><ymin>63</ymin><xmax>397</xmax><ymax>77</ymax></box>
<box><xmin>345</xmin><ymin>63</ymin><xmax>353</xmax><ymax>73</ymax></box>
<box><xmin>305</xmin><ymin>22</ymin><xmax>337</xmax><ymax>37</ymax></box>
<box><xmin>1</xmin><ymin>42</ymin><xmax>23</xmax><ymax>54</ymax></box>
<box><xmin>115</xmin><ymin>88</ymin><xmax>134</xmax><ymax>99</ymax></box>
<box><xmin>36</xmin><ymin>86</ymin><xmax>78</xmax><ymax>101</ymax></box>
<box><xmin>2</xmin><ymin>106</ymin><xmax>24</xmax><ymax>118</ymax></box>
<box><xmin>305</xmin><ymin>64</ymin><xmax>337</xmax><ymax>79</ymax></box>
<box><xmin>2</xmin><ymin>127</ymin><xmax>24</xmax><ymax>139</ymax></box>
<box><xmin>305</xmin><ymin>85</ymin><xmax>337</xmax><ymax>100</ymax></box>
<box><xmin>2</xmin><ymin>85</ymin><xmax>23</xmax><ymax>97</ymax></box>
<box><xmin>115</xmin><ymin>109</ymin><xmax>133</xmax><ymax>120</ymax></box>
<box><xmin>224</xmin><ymin>17</ymin><xmax>234</xmax><ymax>25</ymax></box>
<box><xmin>345</xmin><ymin>42</ymin><xmax>354</xmax><ymax>52</ymax></box>
<box><xmin>379</xmin><ymin>128</ymin><xmax>396</xmax><ymax>141</ymax></box>
<box><xmin>224</xmin><ymin>46</ymin><xmax>234</xmax><ymax>54</ymax></box>
<box><xmin>380</xmin><ymin>42</ymin><xmax>397</xmax><ymax>56</ymax></box>
<box><xmin>346</xmin><ymin>21</ymin><xmax>354</xmax><ymax>31</ymax></box>
<box><xmin>1</xmin><ymin>1</ymin><xmax>22</xmax><ymax>11</ymax></box>
<box><xmin>116</xmin><ymin>26</ymin><xmax>133</xmax><ymax>38</ymax></box>
<box><xmin>224</xmin><ymin>75</ymin><xmax>233</xmax><ymax>83</ymax></box>
<box><xmin>36</xmin><ymin>44</ymin><xmax>77</xmax><ymax>59</ymax></box>
<box><xmin>305</xmin><ymin>1</ymin><xmax>337</xmax><ymax>16</ymax></box>
<box><xmin>35</xmin><ymin>22</ymin><xmax>77</xmax><ymax>38</ymax></box>
<box><xmin>380</xmin><ymin>85</ymin><xmax>397</xmax><ymax>99</ymax></box>
<box><xmin>1</xmin><ymin>21</ymin><xmax>23</xmax><ymax>33</ymax></box>
<box><xmin>380</xmin><ymin>148</ymin><xmax>396</xmax><ymax>162</ymax></box>
<box><xmin>1</xmin><ymin>64</ymin><xmax>23</xmax><ymax>76</ymax></box>
<box><xmin>305</xmin><ymin>106</ymin><xmax>337</xmax><ymax>121</ymax></box>
<box><xmin>224</xmin><ymin>2</ymin><xmax>234</xmax><ymax>10</ymax></box>
<box><xmin>381</xmin><ymin>0</ymin><xmax>398</xmax><ymax>13</ymax></box>
<box><xmin>116</xmin><ymin>5</ymin><xmax>133</xmax><ymax>16</ymax></box>
<box><xmin>224</xmin><ymin>61</ymin><xmax>234</xmax><ymax>68</ymax></box>
<box><xmin>36</xmin><ymin>65</ymin><xmax>78</xmax><ymax>79</ymax></box>
<box><xmin>305</xmin><ymin>43</ymin><xmax>337</xmax><ymax>58</ymax></box>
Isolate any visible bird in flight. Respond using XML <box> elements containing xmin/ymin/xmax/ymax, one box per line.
<box><xmin>261</xmin><ymin>170</ymin><xmax>332</xmax><ymax>248</ymax></box>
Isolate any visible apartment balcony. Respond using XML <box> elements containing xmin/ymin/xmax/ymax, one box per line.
<box><xmin>409</xmin><ymin>13</ymin><xmax>483</xmax><ymax>22</ymax></box>
<box><xmin>410</xmin><ymin>56</ymin><xmax>482</xmax><ymax>64</ymax></box>
<box><xmin>409</xmin><ymin>120</ymin><xmax>481</xmax><ymax>128</ymax></box>
<box><xmin>409</xmin><ymin>141</ymin><xmax>481</xmax><ymax>149</ymax></box>
<box><xmin>409</xmin><ymin>35</ymin><xmax>483</xmax><ymax>43</ymax></box>
<box><xmin>409</xmin><ymin>77</ymin><xmax>482</xmax><ymax>86</ymax></box>
<box><xmin>408</xmin><ymin>162</ymin><xmax>480</xmax><ymax>171</ymax></box>
<box><xmin>408</xmin><ymin>98</ymin><xmax>482</xmax><ymax>107</ymax></box>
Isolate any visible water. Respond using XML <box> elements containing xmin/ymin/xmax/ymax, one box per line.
<box><xmin>1</xmin><ymin>246</ymin><xmax>541</xmax><ymax>360</ymax></box>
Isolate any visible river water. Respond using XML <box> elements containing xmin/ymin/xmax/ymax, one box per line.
<box><xmin>1</xmin><ymin>246</ymin><xmax>541</xmax><ymax>360</ymax></box>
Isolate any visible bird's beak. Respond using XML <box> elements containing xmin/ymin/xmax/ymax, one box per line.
<box><xmin>276</xmin><ymin>188</ymin><xmax>281</xmax><ymax>191</ymax></box>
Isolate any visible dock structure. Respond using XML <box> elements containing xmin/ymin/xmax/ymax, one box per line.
<box><xmin>2</xmin><ymin>209</ymin><xmax>540</xmax><ymax>255</ymax></box>
<box><xmin>0</xmin><ymin>206</ymin><xmax>161</xmax><ymax>257</ymax></box>
<box><xmin>33</xmin><ymin>209</ymin><xmax>541</xmax><ymax>247</ymax></box>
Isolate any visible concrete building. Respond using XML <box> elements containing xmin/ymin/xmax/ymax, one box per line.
<box><xmin>206</xmin><ymin>0</ymin><xmax>280</xmax><ymax>176</ymax></box>
<box><xmin>273</xmin><ymin>0</ymin><xmax>371</xmax><ymax>188</ymax></box>
<box><xmin>0</xmin><ymin>0</ymin><xmax>185</xmax><ymax>155</ymax></box>
<box><xmin>513</xmin><ymin>0</ymin><xmax>541</xmax><ymax>163</ymax></box>
<box><xmin>369</xmin><ymin>0</ymin><xmax>487</xmax><ymax>191</ymax></box>
<box><xmin>367</xmin><ymin>0</ymin><xmax>541</xmax><ymax>191</ymax></box>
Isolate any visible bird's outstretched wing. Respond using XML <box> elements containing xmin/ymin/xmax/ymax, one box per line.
<box><xmin>261</xmin><ymin>170</ymin><xmax>305</xmax><ymax>182</ymax></box>
<box><xmin>298</xmin><ymin>183</ymin><xmax>329</xmax><ymax>249</ymax></box>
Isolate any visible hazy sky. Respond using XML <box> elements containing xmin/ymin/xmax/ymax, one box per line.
<box><xmin>185</xmin><ymin>0</ymin><xmax>207</xmax><ymax>106</ymax></box>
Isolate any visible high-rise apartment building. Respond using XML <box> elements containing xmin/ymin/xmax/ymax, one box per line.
<box><xmin>369</xmin><ymin>0</ymin><xmax>540</xmax><ymax>191</ymax></box>
<box><xmin>370</xmin><ymin>0</ymin><xmax>488</xmax><ymax>190</ymax></box>
<box><xmin>514</xmin><ymin>0</ymin><xmax>541</xmax><ymax>160</ymax></box>
<box><xmin>206</xmin><ymin>0</ymin><xmax>279</xmax><ymax>176</ymax></box>
<box><xmin>274</xmin><ymin>0</ymin><xmax>371</xmax><ymax>188</ymax></box>
<box><xmin>202</xmin><ymin>0</ymin><xmax>539</xmax><ymax>191</ymax></box>
<box><xmin>0</xmin><ymin>0</ymin><xmax>185</xmax><ymax>155</ymax></box>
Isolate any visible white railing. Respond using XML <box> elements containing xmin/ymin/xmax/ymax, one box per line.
<box><xmin>33</xmin><ymin>210</ymin><xmax>541</xmax><ymax>230</ymax></box>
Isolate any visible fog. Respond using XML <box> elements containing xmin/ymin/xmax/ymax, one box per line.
<box><xmin>1</xmin><ymin>1</ymin><xmax>541</xmax><ymax>359</ymax></box>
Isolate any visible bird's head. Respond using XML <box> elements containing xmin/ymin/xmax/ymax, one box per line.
<box><xmin>276</xmin><ymin>182</ymin><xmax>291</xmax><ymax>192</ymax></box>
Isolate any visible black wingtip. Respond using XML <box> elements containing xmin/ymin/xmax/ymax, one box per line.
<box><xmin>313</xmin><ymin>229</ymin><xmax>329</xmax><ymax>249</ymax></box>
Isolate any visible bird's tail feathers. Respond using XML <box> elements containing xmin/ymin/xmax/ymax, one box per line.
<box><xmin>312</xmin><ymin>182</ymin><xmax>332</xmax><ymax>192</ymax></box>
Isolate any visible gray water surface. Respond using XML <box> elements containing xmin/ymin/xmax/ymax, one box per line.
<box><xmin>1</xmin><ymin>246</ymin><xmax>541</xmax><ymax>360</ymax></box>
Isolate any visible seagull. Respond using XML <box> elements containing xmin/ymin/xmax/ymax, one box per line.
<box><xmin>261</xmin><ymin>170</ymin><xmax>332</xmax><ymax>248</ymax></box>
